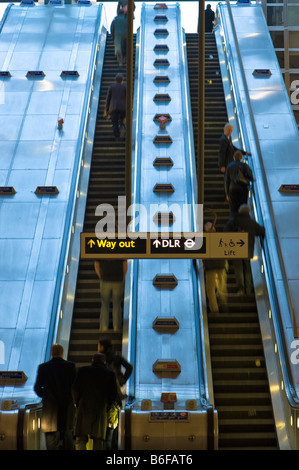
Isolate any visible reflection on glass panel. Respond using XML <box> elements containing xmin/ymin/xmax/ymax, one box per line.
<box><xmin>290</xmin><ymin>31</ymin><xmax>299</xmax><ymax>48</ymax></box>
<box><xmin>267</xmin><ymin>6</ymin><xmax>284</xmax><ymax>26</ymax></box>
<box><xmin>270</xmin><ymin>30</ymin><xmax>284</xmax><ymax>47</ymax></box>
<box><xmin>266</xmin><ymin>0</ymin><xmax>283</xmax><ymax>3</ymax></box>
<box><xmin>276</xmin><ymin>50</ymin><xmax>284</xmax><ymax>67</ymax></box>
<box><xmin>288</xmin><ymin>6</ymin><xmax>299</xmax><ymax>26</ymax></box>
<box><xmin>290</xmin><ymin>52</ymin><xmax>299</xmax><ymax>68</ymax></box>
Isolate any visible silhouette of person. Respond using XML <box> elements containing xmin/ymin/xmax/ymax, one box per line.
<box><xmin>224</xmin><ymin>205</ymin><xmax>265</xmax><ymax>295</ymax></box>
<box><xmin>105</xmin><ymin>74</ymin><xmax>126</xmax><ymax>141</ymax></box>
<box><xmin>205</xmin><ymin>4</ymin><xmax>215</xmax><ymax>33</ymax></box>
<box><xmin>34</xmin><ymin>344</ymin><xmax>76</xmax><ymax>450</ymax></box>
<box><xmin>72</xmin><ymin>353</ymin><xmax>117</xmax><ymax>450</ymax></box>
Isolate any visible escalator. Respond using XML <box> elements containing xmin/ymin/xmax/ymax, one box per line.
<box><xmin>67</xmin><ymin>34</ymin><xmax>135</xmax><ymax>368</ymax></box>
<box><xmin>186</xmin><ymin>32</ymin><xmax>278</xmax><ymax>450</ymax></box>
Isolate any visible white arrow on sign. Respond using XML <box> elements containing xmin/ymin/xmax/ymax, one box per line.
<box><xmin>153</xmin><ymin>239</ymin><xmax>161</xmax><ymax>248</ymax></box>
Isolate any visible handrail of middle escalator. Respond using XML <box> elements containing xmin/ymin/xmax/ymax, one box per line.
<box><xmin>44</xmin><ymin>4</ymin><xmax>107</xmax><ymax>361</ymax></box>
<box><xmin>218</xmin><ymin>1</ymin><xmax>299</xmax><ymax>408</ymax></box>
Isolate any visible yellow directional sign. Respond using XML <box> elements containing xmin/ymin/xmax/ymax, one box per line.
<box><xmin>209</xmin><ymin>232</ymin><xmax>248</xmax><ymax>258</ymax></box>
<box><xmin>80</xmin><ymin>232</ymin><xmax>248</xmax><ymax>259</ymax></box>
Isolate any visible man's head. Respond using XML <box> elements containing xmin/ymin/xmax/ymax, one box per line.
<box><xmin>92</xmin><ymin>353</ymin><xmax>106</xmax><ymax>366</ymax></box>
<box><xmin>115</xmin><ymin>73</ymin><xmax>124</xmax><ymax>84</ymax></box>
<box><xmin>238</xmin><ymin>204</ymin><xmax>250</xmax><ymax>215</ymax></box>
<box><xmin>204</xmin><ymin>221</ymin><xmax>215</xmax><ymax>233</ymax></box>
<box><xmin>224</xmin><ymin>123</ymin><xmax>233</xmax><ymax>137</ymax></box>
<box><xmin>233</xmin><ymin>150</ymin><xmax>243</xmax><ymax>162</ymax></box>
<box><xmin>51</xmin><ymin>344</ymin><xmax>64</xmax><ymax>358</ymax></box>
<box><xmin>98</xmin><ymin>336</ymin><xmax>112</xmax><ymax>353</ymax></box>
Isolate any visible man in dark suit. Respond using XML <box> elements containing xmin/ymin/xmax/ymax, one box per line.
<box><xmin>205</xmin><ymin>4</ymin><xmax>215</xmax><ymax>32</ymax></box>
<box><xmin>34</xmin><ymin>344</ymin><xmax>76</xmax><ymax>450</ymax></box>
<box><xmin>218</xmin><ymin>123</ymin><xmax>251</xmax><ymax>174</ymax></box>
<box><xmin>72</xmin><ymin>353</ymin><xmax>118</xmax><ymax>450</ymax></box>
<box><xmin>105</xmin><ymin>73</ymin><xmax>126</xmax><ymax>141</ymax></box>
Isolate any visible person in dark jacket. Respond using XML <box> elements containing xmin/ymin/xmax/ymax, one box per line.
<box><xmin>105</xmin><ymin>73</ymin><xmax>126</xmax><ymax>141</ymax></box>
<box><xmin>111</xmin><ymin>9</ymin><xmax>127</xmax><ymax>66</ymax></box>
<box><xmin>225</xmin><ymin>150</ymin><xmax>255</xmax><ymax>215</ymax></box>
<box><xmin>205</xmin><ymin>4</ymin><xmax>215</xmax><ymax>32</ymax></box>
<box><xmin>98</xmin><ymin>336</ymin><xmax>133</xmax><ymax>387</ymax></box>
<box><xmin>72</xmin><ymin>353</ymin><xmax>118</xmax><ymax>450</ymax></box>
<box><xmin>98</xmin><ymin>336</ymin><xmax>133</xmax><ymax>449</ymax></box>
<box><xmin>34</xmin><ymin>344</ymin><xmax>76</xmax><ymax>450</ymax></box>
<box><xmin>218</xmin><ymin>123</ymin><xmax>251</xmax><ymax>174</ymax></box>
<box><xmin>224</xmin><ymin>204</ymin><xmax>265</xmax><ymax>295</ymax></box>
<box><xmin>203</xmin><ymin>221</ymin><xmax>228</xmax><ymax>313</ymax></box>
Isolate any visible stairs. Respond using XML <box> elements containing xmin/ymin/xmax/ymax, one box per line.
<box><xmin>68</xmin><ymin>34</ymin><xmax>135</xmax><ymax>367</ymax></box>
<box><xmin>186</xmin><ymin>32</ymin><xmax>278</xmax><ymax>450</ymax></box>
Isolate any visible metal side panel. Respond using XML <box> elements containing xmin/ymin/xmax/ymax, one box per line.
<box><xmin>120</xmin><ymin>409</ymin><xmax>212</xmax><ymax>451</ymax></box>
<box><xmin>0</xmin><ymin>3</ymin><xmax>104</xmax><ymax>407</ymax></box>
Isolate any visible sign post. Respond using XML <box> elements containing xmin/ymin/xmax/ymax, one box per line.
<box><xmin>80</xmin><ymin>232</ymin><xmax>248</xmax><ymax>259</ymax></box>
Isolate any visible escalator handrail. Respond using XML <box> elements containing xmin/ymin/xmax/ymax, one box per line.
<box><xmin>217</xmin><ymin>1</ymin><xmax>299</xmax><ymax>408</ymax></box>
